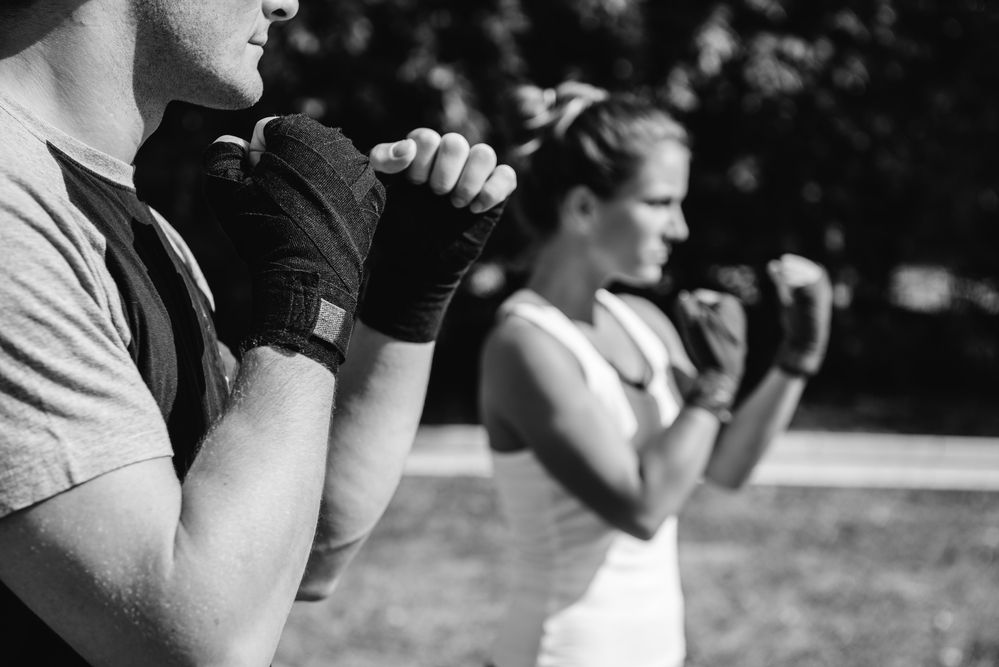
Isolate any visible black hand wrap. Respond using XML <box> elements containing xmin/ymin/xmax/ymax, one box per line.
<box><xmin>359</xmin><ymin>176</ymin><xmax>506</xmax><ymax>342</ymax></box>
<box><xmin>776</xmin><ymin>269</ymin><xmax>833</xmax><ymax>378</ymax></box>
<box><xmin>672</xmin><ymin>290</ymin><xmax>748</xmax><ymax>421</ymax></box>
<box><xmin>203</xmin><ymin>114</ymin><xmax>385</xmax><ymax>372</ymax></box>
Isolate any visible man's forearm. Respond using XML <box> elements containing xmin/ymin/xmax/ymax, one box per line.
<box><xmin>293</xmin><ymin>128</ymin><xmax>515</xmax><ymax>599</ymax></box>
<box><xmin>0</xmin><ymin>346</ymin><xmax>338</xmax><ymax>666</ymax></box>
<box><xmin>168</xmin><ymin>346</ymin><xmax>336</xmax><ymax>654</ymax></box>
<box><xmin>298</xmin><ymin>324</ymin><xmax>434</xmax><ymax>599</ymax></box>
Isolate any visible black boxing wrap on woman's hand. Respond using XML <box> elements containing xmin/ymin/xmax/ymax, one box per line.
<box><xmin>358</xmin><ymin>176</ymin><xmax>506</xmax><ymax>342</ymax></box>
<box><xmin>672</xmin><ymin>290</ymin><xmax>748</xmax><ymax>421</ymax></box>
<box><xmin>775</xmin><ymin>270</ymin><xmax>833</xmax><ymax>378</ymax></box>
<box><xmin>203</xmin><ymin>114</ymin><xmax>385</xmax><ymax>372</ymax></box>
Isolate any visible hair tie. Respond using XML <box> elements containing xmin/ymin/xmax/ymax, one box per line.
<box><xmin>552</xmin><ymin>85</ymin><xmax>609</xmax><ymax>138</ymax></box>
<box><xmin>552</xmin><ymin>96</ymin><xmax>593</xmax><ymax>138</ymax></box>
<box><xmin>513</xmin><ymin>83</ymin><xmax>608</xmax><ymax>156</ymax></box>
<box><xmin>522</xmin><ymin>87</ymin><xmax>558</xmax><ymax>130</ymax></box>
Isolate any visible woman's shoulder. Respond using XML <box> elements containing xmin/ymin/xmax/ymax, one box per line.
<box><xmin>482</xmin><ymin>291</ymin><xmax>589</xmax><ymax>389</ymax></box>
<box><xmin>488</xmin><ymin>289</ymin><xmax>574</xmax><ymax>348</ymax></box>
<box><xmin>495</xmin><ymin>287</ymin><xmax>549</xmax><ymax>315</ymax></box>
<box><xmin>485</xmin><ymin>295</ymin><xmax>568</xmax><ymax>365</ymax></box>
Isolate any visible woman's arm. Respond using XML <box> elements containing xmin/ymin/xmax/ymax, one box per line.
<box><xmin>703</xmin><ymin>368</ymin><xmax>805</xmax><ymax>488</ymax></box>
<box><xmin>626</xmin><ymin>293</ymin><xmax>792</xmax><ymax>489</ymax></box>
<box><xmin>705</xmin><ymin>254</ymin><xmax>833</xmax><ymax>488</ymax></box>
<box><xmin>481</xmin><ymin>316</ymin><xmax>726</xmax><ymax>541</ymax></box>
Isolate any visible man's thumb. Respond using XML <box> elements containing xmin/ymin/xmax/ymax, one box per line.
<box><xmin>369</xmin><ymin>138</ymin><xmax>417</xmax><ymax>174</ymax></box>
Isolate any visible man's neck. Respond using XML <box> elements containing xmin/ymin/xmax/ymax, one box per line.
<box><xmin>0</xmin><ymin>8</ymin><xmax>163</xmax><ymax>163</ymax></box>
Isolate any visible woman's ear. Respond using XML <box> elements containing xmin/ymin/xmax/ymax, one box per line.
<box><xmin>560</xmin><ymin>185</ymin><xmax>599</xmax><ymax>234</ymax></box>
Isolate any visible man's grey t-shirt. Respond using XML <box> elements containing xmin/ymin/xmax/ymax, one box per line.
<box><xmin>0</xmin><ymin>96</ymin><xmax>229</xmax><ymax>662</ymax></box>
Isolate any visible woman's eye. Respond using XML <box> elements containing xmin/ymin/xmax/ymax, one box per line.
<box><xmin>647</xmin><ymin>198</ymin><xmax>673</xmax><ymax>207</ymax></box>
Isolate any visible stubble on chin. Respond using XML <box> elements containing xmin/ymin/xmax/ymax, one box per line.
<box><xmin>138</xmin><ymin>41</ymin><xmax>265</xmax><ymax>111</ymax></box>
<box><xmin>197</xmin><ymin>75</ymin><xmax>264</xmax><ymax>111</ymax></box>
<box><xmin>178</xmin><ymin>50</ymin><xmax>265</xmax><ymax>110</ymax></box>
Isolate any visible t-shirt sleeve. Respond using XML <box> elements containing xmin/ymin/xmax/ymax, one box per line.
<box><xmin>0</xmin><ymin>194</ymin><xmax>174</xmax><ymax>518</ymax></box>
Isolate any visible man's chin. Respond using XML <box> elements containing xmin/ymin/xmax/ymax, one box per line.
<box><xmin>193</xmin><ymin>75</ymin><xmax>264</xmax><ymax>111</ymax></box>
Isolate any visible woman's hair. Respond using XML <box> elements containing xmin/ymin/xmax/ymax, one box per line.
<box><xmin>507</xmin><ymin>81</ymin><xmax>688</xmax><ymax>241</ymax></box>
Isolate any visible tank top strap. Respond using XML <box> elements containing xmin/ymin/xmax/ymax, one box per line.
<box><xmin>500</xmin><ymin>290</ymin><xmax>638</xmax><ymax>438</ymax></box>
<box><xmin>594</xmin><ymin>290</ymin><xmax>681</xmax><ymax>426</ymax></box>
<box><xmin>595</xmin><ymin>290</ymin><xmax>669</xmax><ymax>370</ymax></box>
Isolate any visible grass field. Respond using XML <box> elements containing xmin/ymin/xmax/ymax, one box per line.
<box><xmin>274</xmin><ymin>477</ymin><xmax>999</xmax><ymax>667</ymax></box>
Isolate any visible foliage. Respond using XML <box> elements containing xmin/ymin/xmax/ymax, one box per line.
<box><xmin>135</xmin><ymin>0</ymin><xmax>999</xmax><ymax>421</ymax></box>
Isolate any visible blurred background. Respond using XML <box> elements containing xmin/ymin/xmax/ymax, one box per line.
<box><xmin>136</xmin><ymin>0</ymin><xmax>999</xmax><ymax>434</ymax></box>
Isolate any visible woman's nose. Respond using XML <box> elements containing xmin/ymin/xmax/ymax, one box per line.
<box><xmin>665</xmin><ymin>205</ymin><xmax>689</xmax><ymax>242</ymax></box>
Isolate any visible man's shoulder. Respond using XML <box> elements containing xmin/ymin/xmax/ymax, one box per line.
<box><xmin>0</xmin><ymin>100</ymin><xmax>122</xmax><ymax>263</ymax></box>
<box><xmin>0</xmin><ymin>97</ymin><xmax>137</xmax><ymax>201</ymax></box>
<box><xmin>0</xmin><ymin>102</ymin><xmax>64</xmax><ymax>185</ymax></box>
<box><xmin>0</xmin><ymin>117</ymin><xmax>100</xmax><ymax>264</ymax></box>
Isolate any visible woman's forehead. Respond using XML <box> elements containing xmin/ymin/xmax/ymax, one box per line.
<box><xmin>623</xmin><ymin>141</ymin><xmax>690</xmax><ymax>193</ymax></box>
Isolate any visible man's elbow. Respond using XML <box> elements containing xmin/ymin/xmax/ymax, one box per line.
<box><xmin>296</xmin><ymin>572</ymin><xmax>341</xmax><ymax>602</ymax></box>
<box><xmin>201</xmin><ymin>636</ymin><xmax>279</xmax><ymax>667</ymax></box>
<box><xmin>135</xmin><ymin>623</ymin><xmax>281</xmax><ymax>667</ymax></box>
<box><xmin>295</xmin><ymin>535</ymin><xmax>368</xmax><ymax>601</ymax></box>
<box><xmin>295</xmin><ymin>551</ymin><xmax>348</xmax><ymax>602</ymax></box>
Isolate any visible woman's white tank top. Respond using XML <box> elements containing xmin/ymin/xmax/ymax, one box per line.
<box><xmin>489</xmin><ymin>289</ymin><xmax>686</xmax><ymax>667</ymax></box>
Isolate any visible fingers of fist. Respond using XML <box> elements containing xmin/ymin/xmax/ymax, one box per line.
<box><xmin>768</xmin><ymin>253</ymin><xmax>831</xmax><ymax>304</ymax></box>
<box><xmin>369</xmin><ymin>128</ymin><xmax>516</xmax><ymax>212</ymax></box>
<box><xmin>674</xmin><ymin>289</ymin><xmax>748</xmax><ymax>379</ymax></box>
<box><xmin>209</xmin><ymin>115</ymin><xmax>278</xmax><ymax>174</ymax></box>
<box><xmin>248</xmin><ymin>116</ymin><xmax>278</xmax><ymax>167</ymax></box>
<box><xmin>678</xmin><ymin>289</ymin><xmax>747</xmax><ymax>340</ymax></box>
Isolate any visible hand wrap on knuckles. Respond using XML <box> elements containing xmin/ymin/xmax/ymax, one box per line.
<box><xmin>203</xmin><ymin>114</ymin><xmax>385</xmax><ymax>372</ymax></box>
<box><xmin>672</xmin><ymin>290</ymin><xmax>748</xmax><ymax>421</ymax></box>
<box><xmin>359</xmin><ymin>176</ymin><xmax>506</xmax><ymax>342</ymax></box>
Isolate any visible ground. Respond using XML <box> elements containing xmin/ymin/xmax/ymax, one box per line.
<box><xmin>275</xmin><ymin>477</ymin><xmax>999</xmax><ymax>667</ymax></box>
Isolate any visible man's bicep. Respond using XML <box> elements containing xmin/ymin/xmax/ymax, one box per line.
<box><xmin>0</xmin><ymin>211</ymin><xmax>174</xmax><ymax>516</ymax></box>
<box><xmin>0</xmin><ymin>457</ymin><xmax>184</xmax><ymax>664</ymax></box>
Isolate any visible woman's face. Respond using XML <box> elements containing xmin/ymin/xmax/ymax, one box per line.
<box><xmin>591</xmin><ymin>140</ymin><xmax>690</xmax><ymax>286</ymax></box>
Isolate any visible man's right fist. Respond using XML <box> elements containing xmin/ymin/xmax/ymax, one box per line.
<box><xmin>672</xmin><ymin>289</ymin><xmax>748</xmax><ymax>421</ymax></box>
<box><xmin>203</xmin><ymin>114</ymin><xmax>385</xmax><ymax>372</ymax></box>
<box><xmin>360</xmin><ymin>129</ymin><xmax>516</xmax><ymax>343</ymax></box>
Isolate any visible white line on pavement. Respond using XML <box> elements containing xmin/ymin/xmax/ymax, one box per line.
<box><xmin>405</xmin><ymin>425</ymin><xmax>999</xmax><ymax>491</ymax></box>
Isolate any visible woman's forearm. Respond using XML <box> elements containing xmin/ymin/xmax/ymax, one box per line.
<box><xmin>704</xmin><ymin>367</ymin><xmax>806</xmax><ymax>488</ymax></box>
